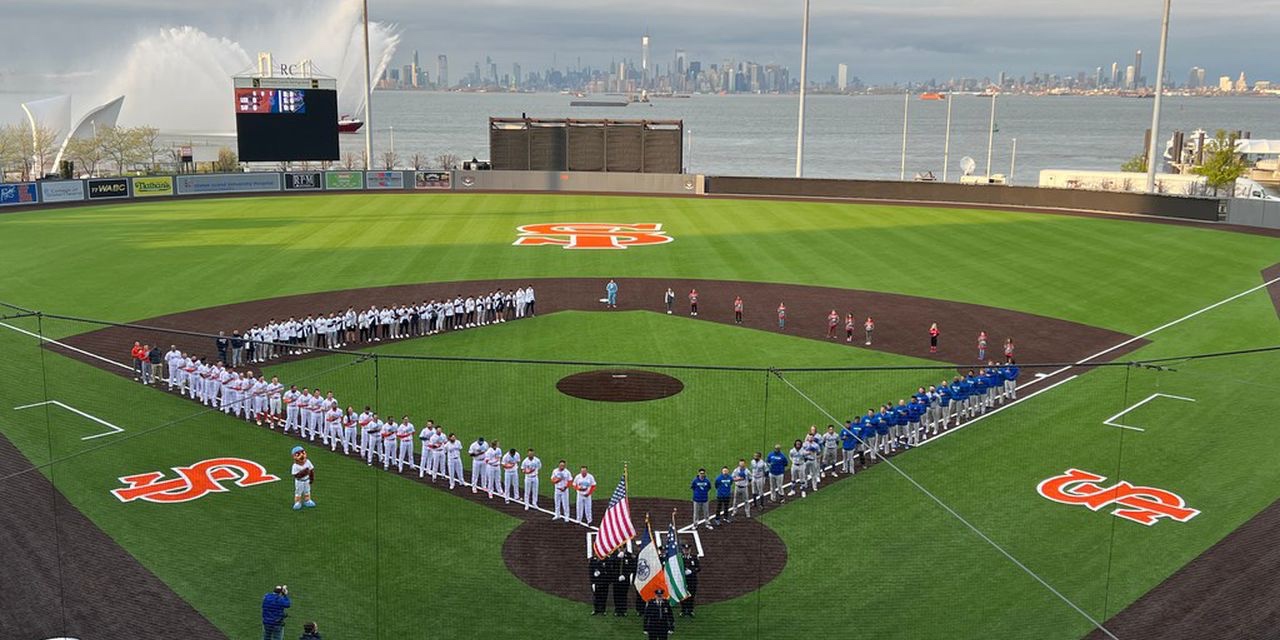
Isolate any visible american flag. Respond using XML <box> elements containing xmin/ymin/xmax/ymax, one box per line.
<box><xmin>592</xmin><ymin>472</ymin><xmax>636</xmax><ymax>558</ymax></box>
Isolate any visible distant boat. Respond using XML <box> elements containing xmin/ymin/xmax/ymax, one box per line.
<box><xmin>338</xmin><ymin>116</ymin><xmax>363</xmax><ymax>133</ymax></box>
<box><xmin>920</xmin><ymin>92</ymin><xmax>945</xmax><ymax>101</ymax></box>
<box><xmin>570</xmin><ymin>98</ymin><xmax>629</xmax><ymax>107</ymax></box>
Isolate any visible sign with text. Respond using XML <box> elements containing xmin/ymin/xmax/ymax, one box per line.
<box><xmin>40</xmin><ymin>180</ymin><xmax>85</xmax><ymax>203</ymax></box>
<box><xmin>176</xmin><ymin>173</ymin><xmax>281</xmax><ymax>195</ymax></box>
<box><xmin>0</xmin><ymin>182</ymin><xmax>38</xmax><ymax>206</ymax></box>
<box><xmin>87</xmin><ymin>178</ymin><xmax>130</xmax><ymax>200</ymax></box>
<box><xmin>132</xmin><ymin>176</ymin><xmax>174</xmax><ymax>198</ymax></box>
<box><xmin>324</xmin><ymin>171</ymin><xmax>364</xmax><ymax>190</ymax></box>
<box><xmin>415</xmin><ymin>171</ymin><xmax>452</xmax><ymax>190</ymax></box>
<box><xmin>283</xmin><ymin>171</ymin><xmax>323</xmax><ymax>191</ymax></box>
<box><xmin>365</xmin><ymin>171</ymin><xmax>404</xmax><ymax>190</ymax></box>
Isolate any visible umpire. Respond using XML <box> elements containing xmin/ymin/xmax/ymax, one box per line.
<box><xmin>643</xmin><ymin>588</ymin><xmax>676</xmax><ymax>640</ymax></box>
<box><xmin>589</xmin><ymin>555</ymin><xmax>609</xmax><ymax>615</ymax></box>
<box><xmin>680</xmin><ymin>544</ymin><xmax>701</xmax><ymax>617</ymax></box>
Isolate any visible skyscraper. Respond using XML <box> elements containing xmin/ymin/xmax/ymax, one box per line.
<box><xmin>1110</xmin><ymin>62</ymin><xmax>1119</xmax><ymax>87</ymax></box>
<box><xmin>837</xmin><ymin>64</ymin><xmax>848</xmax><ymax>91</ymax></box>
<box><xmin>641</xmin><ymin>34</ymin><xmax>651</xmax><ymax>88</ymax></box>
<box><xmin>1133</xmin><ymin>50</ymin><xmax>1143</xmax><ymax>88</ymax></box>
<box><xmin>411</xmin><ymin>50</ymin><xmax>421</xmax><ymax>88</ymax></box>
<box><xmin>437</xmin><ymin>55</ymin><xmax>449</xmax><ymax>89</ymax></box>
<box><xmin>1125</xmin><ymin>64</ymin><xmax>1136</xmax><ymax>89</ymax></box>
<box><xmin>1095</xmin><ymin>66</ymin><xmax>1103</xmax><ymax>88</ymax></box>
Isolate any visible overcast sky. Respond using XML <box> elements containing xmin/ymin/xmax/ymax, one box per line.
<box><xmin>2</xmin><ymin>0</ymin><xmax>1277</xmax><ymax>92</ymax></box>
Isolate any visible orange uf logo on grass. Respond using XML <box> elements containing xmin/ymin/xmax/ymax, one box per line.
<box><xmin>1036</xmin><ymin>468</ymin><xmax>1199</xmax><ymax>526</ymax></box>
<box><xmin>111</xmin><ymin>457</ymin><xmax>280</xmax><ymax>504</ymax></box>
<box><xmin>513</xmin><ymin>223</ymin><xmax>673</xmax><ymax>250</ymax></box>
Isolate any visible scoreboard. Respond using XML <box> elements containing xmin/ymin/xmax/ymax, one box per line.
<box><xmin>234</xmin><ymin>76</ymin><xmax>338</xmax><ymax>162</ymax></box>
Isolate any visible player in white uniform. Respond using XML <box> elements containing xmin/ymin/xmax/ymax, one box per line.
<box><xmin>290</xmin><ymin>446</ymin><xmax>315</xmax><ymax>510</ymax></box>
<box><xmin>484</xmin><ymin>442</ymin><xmax>502</xmax><ymax>497</ymax></box>
<box><xmin>573</xmin><ymin>466</ymin><xmax>597</xmax><ymax>524</ymax></box>
<box><xmin>379</xmin><ymin>418</ymin><xmax>397</xmax><ymax>469</ymax></box>
<box><xmin>427</xmin><ymin>425</ymin><xmax>447</xmax><ymax>480</ymax></box>
<box><xmin>266</xmin><ymin>377</ymin><xmax>284</xmax><ymax>428</ymax></box>
<box><xmin>321</xmin><ymin>393</ymin><xmax>340</xmax><ymax>445</ymax></box>
<box><xmin>520</xmin><ymin>449</ymin><xmax>542</xmax><ymax>511</ymax></box>
<box><xmin>467</xmin><ymin>437</ymin><xmax>488</xmax><ymax>493</ymax></box>
<box><xmin>309</xmin><ymin>391</ymin><xmax>326</xmax><ymax>442</ymax></box>
<box><xmin>251</xmin><ymin>375</ymin><xmax>269</xmax><ymax>423</ymax></box>
<box><xmin>394</xmin><ymin>417</ymin><xmax>414</xmax><ymax>472</ymax></box>
<box><xmin>341</xmin><ymin>407</ymin><xmax>358</xmax><ymax>455</ymax></box>
<box><xmin>295</xmin><ymin>390</ymin><xmax>313</xmax><ymax>439</ymax></box>
<box><xmin>323</xmin><ymin>406</ymin><xmax>344</xmax><ymax>452</ymax></box>
<box><xmin>164</xmin><ymin>346</ymin><xmax>183</xmax><ymax>390</ymax></box>
<box><xmin>501</xmin><ymin>448</ymin><xmax>521</xmax><ymax>504</ymax></box>
<box><xmin>282</xmin><ymin>386</ymin><xmax>301</xmax><ymax>433</ymax></box>
<box><xmin>439</xmin><ymin>434</ymin><xmax>461</xmax><ymax>488</ymax></box>
<box><xmin>550</xmin><ymin>460</ymin><xmax>572</xmax><ymax>521</ymax></box>
<box><xmin>359</xmin><ymin>409</ymin><xmax>378</xmax><ymax>464</ymax></box>
<box><xmin>422</xmin><ymin>422</ymin><xmax>442</xmax><ymax>478</ymax></box>
<box><xmin>181</xmin><ymin>356</ymin><xmax>197</xmax><ymax>397</ymax></box>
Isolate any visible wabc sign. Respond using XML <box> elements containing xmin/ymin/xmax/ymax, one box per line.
<box><xmin>284</xmin><ymin>172</ymin><xmax>323</xmax><ymax>191</ymax></box>
<box><xmin>87</xmin><ymin>178</ymin><xmax>130</xmax><ymax>199</ymax></box>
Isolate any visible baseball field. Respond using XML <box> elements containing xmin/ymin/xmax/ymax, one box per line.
<box><xmin>2</xmin><ymin>192</ymin><xmax>1279</xmax><ymax>640</ymax></box>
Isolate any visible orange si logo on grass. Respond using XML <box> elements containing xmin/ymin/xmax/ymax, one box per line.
<box><xmin>513</xmin><ymin>223</ymin><xmax>673</xmax><ymax>250</ymax></box>
<box><xmin>1036</xmin><ymin>468</ymin><xmax>1199</xmax><ymax>526</ymax></box>
<box><xmin>111</xmin><ymin>457</ymin><xmax>280</xmax><ymax>504</ymax></box>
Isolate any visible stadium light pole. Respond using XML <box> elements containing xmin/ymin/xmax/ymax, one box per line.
<box><xmin>1009</xmin><ymin>137</ymin><xmax>1018</xmax><ymax>185</ymax></box>
<box><xmin>1144</xmin><ymin>0</ymin><xmax>1172</xmax><ymax>193</ymax></box>
<box><xmin>361</xmin><ymin>0</ymin><xmax>374</xmax><ymax>170</ymax></box>
<box><xmin>899</xmin><ymin>91</ymin><xmax>909</xmax><ymax>180</ymax></box>
<box><xmin>985</xmin><ymin>93</ymin><xmax>997</xmax><ymax>177</ymax></box>
<box><xmin>942</xmin><ymin>91</ymin><xmax>953</xmax><ymax>181</ymax></box>
<box><xmin>794</xmin><ymin>0</ymin><xmax>810</xmax><ymax>178</ymax></box>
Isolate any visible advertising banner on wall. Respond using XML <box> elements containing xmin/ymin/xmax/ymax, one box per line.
<box><xmin>132</xmin><ymin>176</ymin><xmax>174</xmax><ymax>198</ymax></box>
<box><xmin>414</xmin><ymin>171</ymin><xmax>452</xmax><ymax>190</ymax></box>
<box><xmin>40</xmin><ymin>180</ymin><xmax>85</xmax><ymax>203</ymax></box>
<box><xmin>365</xmin><ymin>171</ymin><xmax>405</xmax><ymax>190</ymax></box>
<box><xmin>0</xmin><ymin>182</ymin><xmax>38</xmax><ymax>206</ymax></box>
<box><xmin>283</xmin><ymin>171</ymin><xmax>323</xmax><ymax>191</ymax></box>
<box><xmin>176</xmin><ymin>173</ymin><xmax>281</xmax><ymax>195</ymax></box>
<box><xmin>87</xmin><ymin>178</ymin><xmax>130</xmax><ymax>200</ymax></box>
<box><xmin>324</xmin><ymin>171</ymin><xmax>364</xmax><ymax>190</ymax></box>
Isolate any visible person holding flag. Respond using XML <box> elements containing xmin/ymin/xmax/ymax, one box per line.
<box><xmin>592</xmin><ymin>470</ymin><xmax>636</xmax><ymax>559</ymax></box>
<box><xmin>661</xmin><ymin>517</ymin><xmax>691</xmax><ymax>608</ymax></box>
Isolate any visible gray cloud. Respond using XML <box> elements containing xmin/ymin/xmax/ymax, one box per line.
<box><xmin>2</xmin><ymin>0</ymin><xmax>1277</xmax><ymax>92</ymax></box>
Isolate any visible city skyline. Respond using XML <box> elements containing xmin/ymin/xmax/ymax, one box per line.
<box><xmin>1</xmin><ymin>0</ymin><xmax>1277</xmax><ymax>95</ymax></box>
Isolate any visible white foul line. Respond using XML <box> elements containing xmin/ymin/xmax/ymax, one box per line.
<box><xmin>1102</xmin><ymin>393</ymin><xmax>1197</xmax><ymax>433</ymax></box>
<box><xmin>1019</xmin><ymin>274</ymin><xmax>1280</xmax><ymax>392</ymax></box>
<box><xmin>13</xmin><ymin>400</ymin><xmax>126</xmax><ymax>440</ymax></box>
<box><xmin>0</xmin><ymin>321</ymin><xmax>133</xmax><ymax>372</ymax></box>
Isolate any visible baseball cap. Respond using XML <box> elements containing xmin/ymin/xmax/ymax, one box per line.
<box><xmin>291</xmin><ymin>446</ymin><xmax>304</xmax><ymax>455</ymax></box>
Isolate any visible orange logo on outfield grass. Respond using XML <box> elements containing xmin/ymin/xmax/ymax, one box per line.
<box><xmin>513</xmin><ymin>223</ymin><xmax>673</xmax><ymax>250</ymax></box>
<box><xmin>1036</xmin><ymin>468</ymin><xmax>1199</xmax><ymax>526</ymax></box>
<box><xmin>111</xmin><ymin>457</ymin><xmax>280</xmax><ymax>504</ymax></box>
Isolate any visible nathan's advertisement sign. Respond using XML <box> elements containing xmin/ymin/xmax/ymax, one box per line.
<box><xmin>1036</xmin><ymin>468</ymin><xmax>1200</xmax><ymax>526</ymax></box>
<box><xmin>365</xmin><ymin>170</ymin><xmax>405</xmax><ymax>190</ymax></box>
<box><xmin>0</xmin><ymin>182</ymin><xmax>38</xmax><ymax>206</ymax></box>
<box><xmin>40</xmin><ymin>180</ymin><xmax>85</xmax><ymax>203</ymax></box>
<box><xmin>175</xmin><ymin>173</ymin><xmax>281</xmax><ymax>195</ymax></box>
<box><xmin>132</xmin><ymin>176</ymin><xmax>174</xmax><ymax>198</ymax></box>
<box><xmin>87</xmin><ymin>178</ymin><xmax>130</xmax><ymax>200</ymax></box>
<box><xmin>415</xmin><ymin>171</ymin><xmax>451</xmax><ymax>190</ymax></box>
<box><xmin>283</xmin><ymin>171</ymin><xmax>323</xmax><ymax>191</ymax></box>
<box><xmin>324</xmin><ymin>170</ymin><xmax>364</xmax><ymax>190</ymax></box>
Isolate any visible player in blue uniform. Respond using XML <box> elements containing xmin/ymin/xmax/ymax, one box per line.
<box><xmin>906</xmin><ymin>396</ymin><xmax>925</xmax><ymax>446</ymax></box>
<box><xmin>860</xmin><ymin>411</ymin><xmax>878</xmax><ymax>461</ymax></box>
<box><xmin>839</xmin><ymin>420</ymin><xmax>861</xmax><ymax>474</ymax></box>
<box><xmin>935</xmin><ymin>380</ymin><xmax>953</xmax><ymax>434</ymax></box>
<box><xmin>1003</xmin><ymin>363</ymin><xmax>1020</xmax><ymax>401</ymax></box>
<box><xmin>765</xmin><ymin>445</ymin><xmax>788</xmax><ymax>502</ymax></box>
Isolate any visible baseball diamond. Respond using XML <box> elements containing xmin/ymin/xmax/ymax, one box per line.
<box><xmin>2</xmin><ymin>191</ymin><xmax>1280</xmax><ymax>640</ymax></box>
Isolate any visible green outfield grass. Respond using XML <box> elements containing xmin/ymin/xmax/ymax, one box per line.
<box><xmin>0</xmin><ymin>193</ymin><xmax>1277</xmax><ymax>335</ymax></box>
<box><xmin>1</xmin><ymin>193</ymin><xmax>1278</xmax><ymax>639</ymax></box>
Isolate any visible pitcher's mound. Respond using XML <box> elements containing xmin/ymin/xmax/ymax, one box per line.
<box><xmin>556</xmin><ymin>369</ymin><xmax>684</xmax><ymax>402</ymax></box>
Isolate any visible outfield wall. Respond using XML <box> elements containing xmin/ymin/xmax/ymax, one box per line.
<box><xmin>1225</xmin><ymin>199</ymin><xmax>1280</xmax><ymax>229</ymax></box>
<box><xmin>0</xmin><ymin>170</ymin><xmax>1243</xmax><ymax>227</ymax></box>
<box><xmin>703</xmin><ymin>176</ymin><xmax>1227</xmax><ymax>222</ymax></box>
